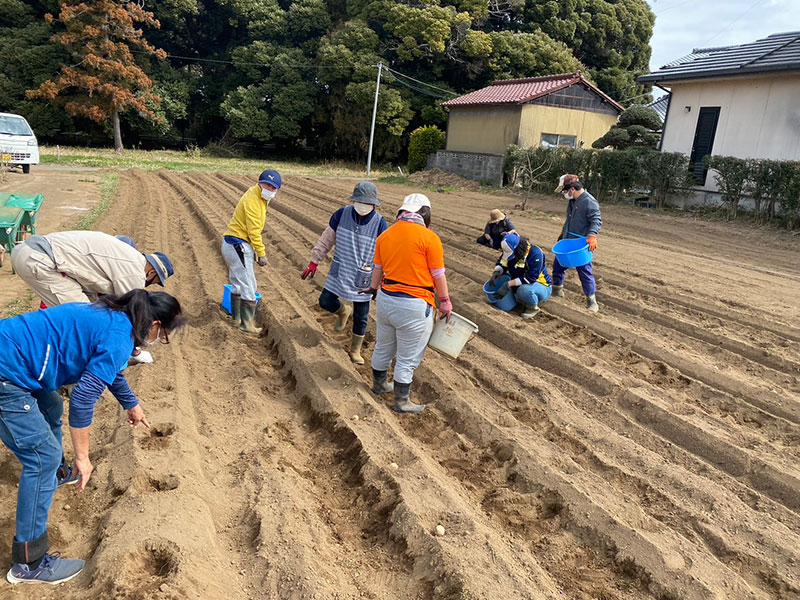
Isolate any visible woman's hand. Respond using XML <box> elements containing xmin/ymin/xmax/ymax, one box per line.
<box><xmin>73</xmin><ymin>456</ymin><xmax>93</xmax><ymax>491</ymax></box>
<box><xmin>437</xmin><ymin>296</ymin><xmax>453</xmax><ymax>322</ymax></box>
<box><xmin>127</xmin><ymin>405</ymin><xmax>150</xmax><ymax>429</ymax></box>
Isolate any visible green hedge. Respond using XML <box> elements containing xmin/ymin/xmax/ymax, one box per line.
<box><xmin>706</xmin><ymin>155</ymin><xmax>800</xmax><ymax>227</ymax></box>
<box><xmin>505</xmin><ymin>145</ymin><xmax>800</xmax><ymax>228</ymax></box>
<box><xmin>504</xmin><ymin>145</ymin><xmax>693</xmax><ymax>208</ymax></box>
<box><xmin>407</xmin><ymin>125</ymin><xmax>445</xmax><ymax>174</ymax></box>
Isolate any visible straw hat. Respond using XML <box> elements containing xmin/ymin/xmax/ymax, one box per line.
<box><xmin>489</xmin><ymin>209</ymin><xmax>504</xmax><ymax>223</ymax></box>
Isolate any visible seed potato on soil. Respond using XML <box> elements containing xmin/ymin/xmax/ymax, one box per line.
<box><xmin>1</xmin><ymin>169</ymin><xmax>799</xmax><ymax>600</ymax></box>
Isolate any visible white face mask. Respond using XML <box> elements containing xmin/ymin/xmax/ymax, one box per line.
<box><xmin>261</xmin><ymin>189</ymin><xmax>276</xmax><ymax>201</ymax></box>
<box><xmin>144</xmin><ymin>326</ymin><xmax>160</xmax><ymax>347</ymax></box>
<box><xmin>353</xmin><ymin>202</ymin><xmax>373</xmax><ymax>216</ymax></box>
<box><xmin>562</xmin><ymin>191</ymin><xmax>571</xmax><ymax>200</ymax></box>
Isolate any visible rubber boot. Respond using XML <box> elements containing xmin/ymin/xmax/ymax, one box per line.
<box><xmin>393</xmin><ymin>382</ymin><xmax>425</xmax><ymax>414</ymax></box>
<box><xmin>371</xmin><ymin>369</ymin><xmax>393</xmax><ymax>394</ymax></box>
<box><xmin>521</xmin><ymin>305</ymin><xmax>540</xmax><ymax>320</ymax></box>
<box><xmin>333</xmin><ymin>303</ymin><xmax>352</xmax><ymax>332</ymax></box>
<box><xmin>230</xmin><ymin>293</ymin><xmax>242</xmax><ymax>327</ymax></box>
<box><xmin>239</xmin><ymin>300</ymin><xmax>263</xmax><ymax>335</ymax></box>
<box><xmin>551</xmin><ymin>285</ymin><xmax>564</xmax><ymax>298</ymax></box>
<box><xmin>349</xmin><ymin>334</ymin><xmax>365</xmax><ymax>365</ymax></box>
<box><xmin>586</xmin><ymin>294</ymin><xmax>599</xmax><ymax>313</ymax></box>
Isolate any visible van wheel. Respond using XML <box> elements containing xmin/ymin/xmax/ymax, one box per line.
<box><xmin>22</xmin><ymin>164</ymin><xmax>30</xmax><ymax>174</ymax></box>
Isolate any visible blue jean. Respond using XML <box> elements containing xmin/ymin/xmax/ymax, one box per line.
<box><xmin>515</xmin><ymin>282</ymin><xmax>552</xmax><ymax>307</ymax></box>
<box><xmin>0</xmin><ymin>379</ymin><xmax>62</xmax><ymax>544</ymax></box>
<box><xmin>551</xmin><ymin>257</ymin><xmax>596</xmax><ymax>296</ymax></box>
<box><xmin>319</xmin><ymin>288</ymin><xmax>370</xmax><ymax>336</ymax></box>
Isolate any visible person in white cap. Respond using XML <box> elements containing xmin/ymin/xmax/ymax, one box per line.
<box><xmin>360</xmin><ymin>194</ymin><xmax>452</xmax><ymax>413</ymax></box>
<box><xmin>301</xmin><ymin>181</ymin><xmax>388</xmax><ymax>365</ymax></box>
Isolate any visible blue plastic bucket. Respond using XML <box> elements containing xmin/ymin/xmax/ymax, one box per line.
<box><xmin>552</xmin><ymin>237</ymin><xmax>593</xmax><ymax>268</ymax></box>
<box><xmin>482</xmin><ymin>275</ymin><xmax>517</xmax><ymax>312</ymax></box>
<box><xmin>221</xmin><ymin>284</ymin><xmax>261</xmax><ymax>314</ymax></box>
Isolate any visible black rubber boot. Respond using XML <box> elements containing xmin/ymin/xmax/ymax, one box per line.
<box><xmin>392</xmin><ymin>382</ymin><xmax>425</xmax><ymax>413</ymax></box>
<box><xmin>371</xmin><ymin>369</ymin><xmax>393</xmax><ymax>394</ymax></box>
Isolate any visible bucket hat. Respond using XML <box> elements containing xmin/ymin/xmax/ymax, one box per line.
<box><xmin>144</xmin><ymin>252</ymin><xmax>174</xmax><ymax>286</ymax></box>
<box><xmin>489</xmin><ymin>209</ymin><xmax>504</xmax><ymax>223</ymax></box>
<box><xmin>350</xmin><ymin>181</ymin><xmax>379</xmax><ymax>206</ymax></box>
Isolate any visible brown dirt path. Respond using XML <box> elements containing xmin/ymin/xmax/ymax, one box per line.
<box><xmin>1</xmin><ymin>170</ymin><xmax>799</xmax><ymax>600</ymax></box>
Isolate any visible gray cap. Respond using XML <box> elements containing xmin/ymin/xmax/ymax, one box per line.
<box><xmin>349</xmin><ymin>181</ymin><xmax>379</xmax><ymax>206</ymax></box>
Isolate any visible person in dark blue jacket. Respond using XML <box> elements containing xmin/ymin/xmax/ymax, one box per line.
<box><xmin>552</xmin><ymin>174</ymin><xmax>602</xmax><ymax>313</ymax></box>
<box><xmin>0</xmin><ymin>290</ymin><xmax>183</xmax><ymax>585</ymax></box>
<box><xmin>477</xmin><ymin>209</ymin><xmax>516</xmax><ymax>249</ymax></box>
<box><xmin>488</xmin><ymin>233</ymin><xmax>551</xmax><ymax>319</ymax></box>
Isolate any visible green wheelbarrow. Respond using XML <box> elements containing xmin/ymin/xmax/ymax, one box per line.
<box><xmin>2</xmin><ymin>193</ymin><xmax>44</xmax><ymax>237</ymax></box>
<box><xmin>0</xmin><ymin>205</ymin><xmax>25</xmax><ymax>268</ymax></box>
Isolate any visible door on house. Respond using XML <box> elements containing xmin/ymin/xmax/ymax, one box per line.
<box><xmin>689</xmin><ymin>107</ymin><xmax>720</xmax><ymax>184</ymax></box>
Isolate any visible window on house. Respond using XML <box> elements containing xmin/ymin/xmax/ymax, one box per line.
<box><xmin>689</xmin><ymin>107</ymin><xmax>720</xmax><ymax>184</ymax></box>
<box><xmin>540</xmin><ymin>133</ymin><xmax>577</xmax><ymax>149</ymax></box>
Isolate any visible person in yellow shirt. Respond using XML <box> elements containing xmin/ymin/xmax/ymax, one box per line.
<box><xmin>361</xmin><ymin>194</ymin><xmax>452</xmax><ymax>413</ymax></box>
<box><xmin>222</xmin><ymin>169</ymin><xmax>281</xmax><ymax>334</ymax></box>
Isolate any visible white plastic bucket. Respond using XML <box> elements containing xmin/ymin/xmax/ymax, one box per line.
<box><xmin>428</xmin><ymin>312</ymin><xmax>479</xmax><ymax>359</ymax></box>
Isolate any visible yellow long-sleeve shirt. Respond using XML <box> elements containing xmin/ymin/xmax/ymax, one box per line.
<box><xmin>223</xmin><ymin>185</ymin><xmax>269</xmax><ymax>257</ymax></box>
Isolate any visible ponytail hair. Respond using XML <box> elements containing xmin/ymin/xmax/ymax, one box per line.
<box><xmin>94</xmin><ymin>289</ymin><xmax>184</xmax><ymax>346</ymax></box>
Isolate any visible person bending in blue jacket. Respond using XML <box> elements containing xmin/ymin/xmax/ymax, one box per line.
<box><xmin>552</xmin><ymin>174</ymin><xmax>602</xmax><ymax>313</ymax></box>
<box><xmin>488</xmin><ymin>233</ymin><xmax>551</xmax><ymax>319</ymax></box>
<box><xmin>0</xmin><ymin>289</ymin><xmax>183</xmax><ymax>585</ymax></box>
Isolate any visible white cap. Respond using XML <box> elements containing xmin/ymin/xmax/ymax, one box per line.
<box><xmin>398</xmin><ymin>193</ymin><xmax>431</xmax><ymax>213</ymax></box>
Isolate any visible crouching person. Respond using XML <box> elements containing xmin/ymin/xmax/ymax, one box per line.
<box><xmin>488</xmin><ymin>233</ymin><xmax>551</xmax><ymax>319</ymax></box>
<box><xmin>362</xmin><ymin>194</ymin><xmax>452</xmax><ymax>414</ymax></box>
<box><xmin>301</xmin><ymin>182</ymin><xmax>387</xmax><ymax>364</ymax></box>
<box><xmin>0</xmin><ymin>290</ymin><xmax>183</xmax><ymax>585</ymax></box>
<box><xmin>477</xmin><ymin>209</ymin><xmax>516</xmax><ymax>249</ymax></box>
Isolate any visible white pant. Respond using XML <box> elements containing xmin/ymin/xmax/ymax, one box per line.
<box><xmin>221</xmin><ymin>239</ymin><xmax>258</xmax><ymax>302</ymax></box>
<box><xmin>371</xmin><ymin>291</ymin><xmax>433</xmax><ymax>385</ymax></box>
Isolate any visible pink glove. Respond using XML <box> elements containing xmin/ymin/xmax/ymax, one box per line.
<box><xmin>438</xmin><ymin>296</ymin><xmax>453</xmax><ymax>321</ymax></box>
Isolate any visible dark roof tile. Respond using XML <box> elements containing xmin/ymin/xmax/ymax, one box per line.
<box><xmin>639</xmin><ymin>31</ymin><xmax>800</xmax><ymax>83</ymax></box>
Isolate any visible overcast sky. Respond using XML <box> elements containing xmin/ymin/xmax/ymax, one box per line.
<box><xmin>645</xmin><ymin>0</ymin><xmax>800</xmax><ymax>71</ymax></box>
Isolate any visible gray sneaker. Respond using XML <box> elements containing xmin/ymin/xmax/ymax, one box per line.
<box><xmin>7</xmin><ymin>553</ymin><xmax>85</xmax><ymax>585</ymax></box>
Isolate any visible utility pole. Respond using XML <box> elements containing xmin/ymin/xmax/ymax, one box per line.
<box><xmin>366</xmin><ymin>62</ymin><xmax>383</xmax><ymax>177</ymax></box>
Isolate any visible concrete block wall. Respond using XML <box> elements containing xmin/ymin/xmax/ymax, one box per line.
<box><xmin>426</xmin><ymin>151</ymin><xmax>505</xmax><ymax>187</ymax></box>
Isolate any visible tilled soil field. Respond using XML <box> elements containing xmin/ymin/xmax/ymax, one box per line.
<box><xmin>2</xmin><ymin>169</ymin><xmax>799</xmax><ymax>600</ymax></box>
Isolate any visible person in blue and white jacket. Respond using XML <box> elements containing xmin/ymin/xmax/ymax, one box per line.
<box><xmin>0</xmin><ymin>289</ymin><xmax>183</xmax><ymax>585</ymax></box>
<box><xmin>488</xmin><ymin>233</ymin><xmax>551</xmax><ymax>319</ymax></box>
<box><xmin>301</xmin><ymin>181</ymin><xmax>387</xmax><ymax>365</ymax></box>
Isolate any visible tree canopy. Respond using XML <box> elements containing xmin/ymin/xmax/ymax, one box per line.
<box><xmin>592</xmin><ymin>105</ymin><xmax>661</xmax><ymax>150</ymax></box>
<box><xmin>1</xmin><ymin>0</ymin><xmax>655</xmax><ymax>159</ymax></box>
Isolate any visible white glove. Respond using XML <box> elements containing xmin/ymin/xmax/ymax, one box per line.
<box><xmin>130</xmin><ymin>350</ymin><xmax>153</xmax><ymax>364</ymax></box>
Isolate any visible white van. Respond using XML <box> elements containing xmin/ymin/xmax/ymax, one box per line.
<box><xmin>0</xmin><ymin>112</ymin><xmax>39</xmax><ymax>174</ymax></box>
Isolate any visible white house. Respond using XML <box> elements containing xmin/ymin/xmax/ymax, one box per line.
<box><xmin>639</xmin><ymin>31</ymin><xmax>800</xmax><ymax>200</ymax></box>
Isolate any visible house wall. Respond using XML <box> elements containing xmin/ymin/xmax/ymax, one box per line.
<box><xmin>661</xmin><ymin>73</ymin><xmax>800</xmax><ymax>190</ymax></box>
<box><xmin>518</xmin><ymin>104</ymin><xmax>619</xmax><ymax>149</ymax></box>
<box><xmin>445</xmin><ymin>106</ymin><xmax>521</xmax><ymax>155</ymax></box>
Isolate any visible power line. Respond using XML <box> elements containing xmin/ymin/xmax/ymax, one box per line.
<box><xmin>698</xmin><ymin>0</ymin><xmax>766</xmax><ymax>48</ymax></box>
<box><xmin>383</xmin><ymin>66</ymin><xmax>456</xmax><ymax>96</ymax></box>
<box><xmin>382</xmin><ymin>72</ymin><xmax>452</xmax><ymax>98</ymax></box>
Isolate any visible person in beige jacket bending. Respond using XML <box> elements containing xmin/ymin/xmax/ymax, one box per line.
<box><xmin>12</xmin><ymin>230</ymin><xmax>174</xmax><ymax>307</ymax></box>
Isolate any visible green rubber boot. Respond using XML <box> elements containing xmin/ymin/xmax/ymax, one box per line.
<box><xmin>551</xmin><ymin>285</ymin><xmax>564</xmax><ymax>298</ymax></box>
<box><xmin>239</xmin><ymin>300</ymin><xmax>263</xmax><ymax>335</ymax></box>
<box><xmin>230</xmin><ymin>293</ymin><xmax>242</xmax><ymax>327</ymax></box>
<box><xmin>334</xmin><ymin>303</ymin><xmax>352</xmax><ymax>332</ymax></box>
